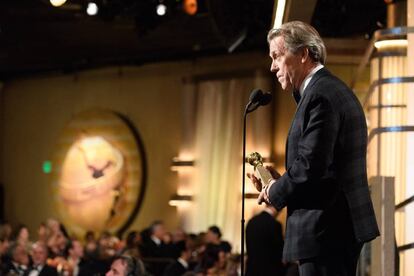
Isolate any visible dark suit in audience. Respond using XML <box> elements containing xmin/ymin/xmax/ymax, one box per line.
<box><xmin>141</xmin><ymin>221</ymin><xmax>176</xmax><ymax>275</ymax></box>
<box><xmin>3</xmin><ymin>261</ymin><xmax>29</xmax><ymax>275</ymax></box>
<box><xmin>246</xmin><ymin>207</ymin><xmax>284</xmax><ymax>276</ymax></box>
<box><xmin>30</xmin><ymin>264</ymin><xmax>59</xmax><ymax>276</ymax></box>
<box><xmin>163</xmin><ymin>259</ymin><xmax>188</xmax><ymax>276</ymax></box>
<box><xmin>141</xmin><ymin>221</ymin><xmax>172</xmax><ymax>259</ymax></box>
<box><xmin>163</xmin><ymin>241</ymin><xmax>190</xmax><ymax>276</ymax></box>
<box><xmin>142</xmin><ymin>238</ymin><xmax>167</xmax><ymax>258</ymax></box>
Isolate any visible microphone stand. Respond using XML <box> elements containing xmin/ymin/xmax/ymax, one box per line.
<box><xmin>240</xmin><ymin>102</ymin><xmax>253</xmax><ymax>276</ymax></box>
<box><xmin>240</xmin><ymin>92</ymin><xmax>269</xmax><ymax>275</ymax></box>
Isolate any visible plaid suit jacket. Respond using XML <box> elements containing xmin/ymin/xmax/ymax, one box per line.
<box><xmin>269</xmin><ymin>68</ymin><xmax>380</xmax><ymax>261</ymax></box>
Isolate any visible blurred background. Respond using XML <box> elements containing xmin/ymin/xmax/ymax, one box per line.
<box><xmin>0</xmin><ymin>0</ymin><xmax>413</xmax><ymax>275</ymax></box>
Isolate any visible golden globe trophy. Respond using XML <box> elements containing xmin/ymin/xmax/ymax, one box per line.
<box><xmin>247</xmin><ymin>152</ymin><xmax>274</xmax><ymax>191</ymax></box>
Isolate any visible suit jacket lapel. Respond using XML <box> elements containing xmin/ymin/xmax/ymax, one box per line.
<box><xmin>284</xmin><ymin>68</ymin><xmax>331</xmax><ymax>168</ymax></box>
<box><xmin>302</xmin><ymin>67</ymin><xmax>330</xmax><ymax>97</ymax></box>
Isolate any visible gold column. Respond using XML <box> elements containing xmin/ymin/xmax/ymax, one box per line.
<box><xmin>367</xmin><ymin>1</ymin><xmax>414</xmax><ymax>274</ymax></box>
<box><xmin>404</xmin><ymin>0</ymin><xmax>414</xmax><ymax>275</ymax></box>
<box><xmin>369</xmin><ymin>40</ymin><xmax>407</xmax><ymax>272</ymax></box>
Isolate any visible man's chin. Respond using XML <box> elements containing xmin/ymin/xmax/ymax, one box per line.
<box><xmin>279</xmin><ymin>84</ymin><xmax>291</xmax><ymax>91</ymax></box>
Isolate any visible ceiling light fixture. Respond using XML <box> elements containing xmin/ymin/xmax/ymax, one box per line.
<box><xmin>50</xmin><ymin>0</ymin><xmax>67</xmax><ymax>7</ymax></box>
<box><xmin>86</xmin><ymin>2</ymin><xmax>99</xmax><ymax>16</ymax></box>
<box><xmin>156</xmin><ymin>3</ymin><xmax>167</xmax><ymax>16</ymax></box>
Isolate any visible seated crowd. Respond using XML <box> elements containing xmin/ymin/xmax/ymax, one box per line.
<box><xmin>0</xmin><ymin>219</ymin><xmax>238</xmax><ymax>276</ymax></box>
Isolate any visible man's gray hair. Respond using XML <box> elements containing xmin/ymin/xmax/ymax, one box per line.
<box><xmin>267</xmin><ymin>21</ymin><xmax>326</xmax><ymax>64</ymax></box>
<box><xmin>114</xmin><ymin>255</ymin><xmax>144</xmax><ymax>276</ymax></box>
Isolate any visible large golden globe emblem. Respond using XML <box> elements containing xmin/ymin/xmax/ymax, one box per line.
<box><xmin>51</xmin><ymin>110</ymin><xmax>146</xmax><ymax>237</ymax></box>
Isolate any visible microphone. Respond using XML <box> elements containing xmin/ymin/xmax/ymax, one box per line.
<box><xmin>248</xmin><ymin>88</ymin><xmax>263</xmax><ymax>104</ymax></box>
<box><xmin>246</xmin><ymin>89</ymin><xmax>273</xmax><ymax>113</ymax></box>
<box><xmin>240</xmin><ymin>88</ymin><xmax>273</xmax><ymax>275</ymax></box>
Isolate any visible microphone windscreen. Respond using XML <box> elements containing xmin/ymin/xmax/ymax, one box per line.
<box><xmin>259</xmin><ymin>92</ymin><xmax>272</xmax><ymax>106</ymax></box>
<box><xmin>249</xmin><ymin>89</ymin><xmax>263</xmax><ymax>103</ymax></box>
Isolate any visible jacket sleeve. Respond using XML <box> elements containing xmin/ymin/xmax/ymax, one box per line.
<box><xmin>269</xmin><ymin>93</ymin><xmax>341</xmax><ymax>210</ymax></box>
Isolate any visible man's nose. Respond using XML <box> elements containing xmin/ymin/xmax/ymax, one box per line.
<box><xmin>270</xmin><ymin>61</ymin><xmax>278</xmax><ymax>72</ymax></box>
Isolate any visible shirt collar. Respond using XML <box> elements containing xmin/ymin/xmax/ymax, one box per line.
<box><xmin>299</xmin><ymin>64</ymin><xmax>324</xmax><ymax>97</ymax></box>
<box><xmin>151</xmin><ymin>236</ymin><xmax>161</xmax><ymax>246</ymax></box>
<box><xmin>13</xmin><ymin>262</ymin><xmax>27</xmax><ymax>269</ymax></box>
<box><xmin>178</xmin><ymin>258</ymin><xmax>189</xmax><ymax>269</ymax></box>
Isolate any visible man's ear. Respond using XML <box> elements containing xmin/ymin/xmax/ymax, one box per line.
<box><xmin>301</xmin><ymin>48</ymin><xmax>310</xmax><ymax>63</ymax></box>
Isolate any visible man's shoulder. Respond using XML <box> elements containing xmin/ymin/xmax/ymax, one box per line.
<box><xmin>312</xmin><ymin>69</ymin><xmax>349</xmax><ymax>93</ymax></box>
<box><xmin>306</xmin><ymin>68</ymin><xmax>359</xmax><ymax>109</ymax></box>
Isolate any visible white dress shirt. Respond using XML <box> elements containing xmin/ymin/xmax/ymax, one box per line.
<box><xmin>299</xmin><ymin>64</ymin><xmax>324</xmax><ymax>97</ymax></box>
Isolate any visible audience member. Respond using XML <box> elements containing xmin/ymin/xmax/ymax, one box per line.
<box><xmin>163</xmin><ymin>231</ymin><xmax>178</xmax><ymax>259</ymax></box>
<box><xmin>141</xmin><ymin>220</ymin><xmax>168</xmax><ymax>258</ymax></box>
<box><xmin>28</xmin><ymin>241</ymin><xmax>58</xmax><ymax>276</ymax></box>
<box><xmin>195</xmin><ymin>243</ymin><xmax>220</xmax><ymax>275</ymax></box>
<box><xmin>3</xmin><ymin>241</ymin><xmax>30</xmax><ymax>275</ymax></box>
<box><xmin>245</xmin><ymin>206</ymin><xmax>285</xmax><ymax>275</ymax></box>
<box><xmin>0</xmin><ymin>236</ymin><xmax>10</xmax><ymax>273</ymax></box>
<box><xmin>163</xmin><ymin>240</ymin><xmax>191</xmax><ymax>276</ymax></box>
<box><xmin>84</xmin><ymin>230</ymin><xmax>98</xmax><ymax>259</ymax></box>
<box><xmin>120</xmin><ymin>231</ymin><xmax>142</xmax><ymax>260</ymax></box>
<box><xmin>0</xmin><ymin>222</ymin><xmax>13</xmax><ymax>241</ymax></box>
<box><xmin>37</xmin><ymin>222</ymin><xmax>48</xmax><ymax>243</ymax></box>
<box><xmin>47</xmin><ymin>230</ymin><xmax>67</xmax><ymax>258</ymax></box>
<box><xmin>172</xmin><ymin>229</ymin><xmax>186</xmax><ymax>244</ymax></box>
<box><xmin>205</xmin><ymin>226</ymin><xmax>231</xmax><ymax>254</ymax></box>
<box><xmin>11</xmin><ymin>224</ymin><xmax>32</xmax><ymax>250</ymax></box>
<box><xmin>224</xmin><ymin>254</ymin><xmax>240</xmax><ymax>276</ymax></box>
<box><xmin>106</xmin><ymin>255</ymin><xmax>144</xmax><ymax>276</ymax></box>
<box><xmin>66</xmin><ymin>238</ymin><xmax>88</xmax><ymax>276</ymax></box>
<box><xmin>0</xmin><ymin>219</ymin><xmax>247</xmax><ymax>276</ymax></box>
<box><xmin>46</xmin><ymin>219</ymin><xmax>60</xmax><ymax>236</ymax></box>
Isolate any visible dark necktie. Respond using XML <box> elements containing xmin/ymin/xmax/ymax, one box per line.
<box><xmin>292</xmin><ymin>89</ymin><xmax>301</xmax><ymax>104</ymax></box>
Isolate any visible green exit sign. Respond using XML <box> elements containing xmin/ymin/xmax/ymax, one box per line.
<box><xmin>42</xmin><ymin>161</ymin><xmax>52</xmax><ymax>174</ymax></box>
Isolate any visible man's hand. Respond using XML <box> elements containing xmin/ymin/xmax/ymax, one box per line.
<box><xmin>257</xmin><ymin>182</ymin><xmax>272</xmax><ymax>205</ymax></box>
<box><xmin>246</xmin><ymin>173</ymin><xmax>262</xmax><ymax>191</ymax></box>
<box><xmin>247</xmin><ymin>165</ymin><xmax>281</xmax><ymax>205</ymax></box>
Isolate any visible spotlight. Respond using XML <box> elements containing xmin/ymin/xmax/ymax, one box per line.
<box><xmin>183</xmin><ymin>0</ymin><xmax>197</xmax><ymax>15</ymax></box>
<box><xmin>86</xmin><ymin>2</ymin><xmax>99</xmax><ymax>16</ymax></box>
<box><xmin>50</xmin><ymin>0</ymin><xmax>67</xmax><ymax>7</ymax></box>
<box><xmin>156</xmin><ymin>3</ymin><xmax>167</xmax><ymax>16</ymax></box>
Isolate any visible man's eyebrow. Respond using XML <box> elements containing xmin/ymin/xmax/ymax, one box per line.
<box><xmin>270</xmin><ymin>50</ymin><xmax>280</xmax><ymax>57</ymax></box>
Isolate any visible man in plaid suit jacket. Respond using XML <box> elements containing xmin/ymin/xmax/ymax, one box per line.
<box><xmin>250</xmin><ymin>21</ymin><xmax>380</xmax><ymax>276</ymax></box>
